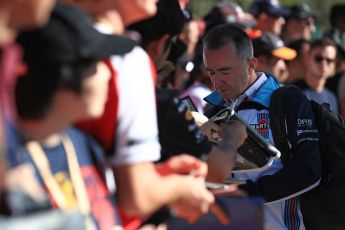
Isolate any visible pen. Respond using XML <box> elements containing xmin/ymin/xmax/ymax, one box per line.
<box><xmin>224</xmin><ymin>99</ymin><xmax>238</xmax><ymax>124</ymax></box>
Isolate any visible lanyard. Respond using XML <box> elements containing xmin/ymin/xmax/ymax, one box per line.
<box><xmin>26</xmin><ymin>134</ymin><xmax>95</xmax><ymax>230</ymax></box>
<box><xmin>235</xmin><ymin>73</ymin><xmax>268</xmax><ymax>109</ymax></box>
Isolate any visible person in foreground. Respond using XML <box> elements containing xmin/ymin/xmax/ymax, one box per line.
<box><xmin>60</xmin><ymin>0</ymin><xmax>225</xmax><ymax>227</ymax></box>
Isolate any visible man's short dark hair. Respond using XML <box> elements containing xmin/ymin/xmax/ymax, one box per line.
<box><xmin>203</xmin><ymin>23</ymin><xmax>253</xmax><ymax>60</ymax></box>
<box><xmin>15</xmin><ymin>61</ymin><xmax>96</xmax><ymax>120</ymax></box>
<box><xmin>128</xmin><ymin>0</ymin><xmax>186</xmax><ymax>49</ymax></box>
<box><xmin>310</xmin><ymin>38</ymin><xmax>337</xmax><ymax>52</ymax></box>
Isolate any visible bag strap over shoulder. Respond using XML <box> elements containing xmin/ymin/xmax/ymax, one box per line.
<box><xmin>269</xmin><ymin>85</ymin><xmax>298</xmax><ymax>166</ymax></box>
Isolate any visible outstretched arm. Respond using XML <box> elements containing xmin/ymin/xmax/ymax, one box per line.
<box><xmin>206</xmin><ymin>120</ymin><xmax>247</xmax><ymax>182</ymax></box>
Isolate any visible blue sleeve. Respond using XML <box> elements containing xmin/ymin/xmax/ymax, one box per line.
<box><xmin>240</xmin><ymin>88</ymin><xmax>322</xmax><ymax>202</ymax></box>
<box><xmin>5</xmin><ymin>122</ymin><xmax>29</xmax><ymax>167</ymax></box>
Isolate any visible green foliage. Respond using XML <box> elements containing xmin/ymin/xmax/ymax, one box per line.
<box><xmin>187</xmin><ymin>0</ymin><xmax>344</xmax><ymax>28</ymax></box>
<box><xmin>187</xmin><ymin>0</ymin><xmax>217</xmax><ymax>18</ymax></box>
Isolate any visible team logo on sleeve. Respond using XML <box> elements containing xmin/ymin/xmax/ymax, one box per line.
<box><xmin>250</xmin><ymin>113</ymin><xmax>270</xmax><ymax>138</ymax></box>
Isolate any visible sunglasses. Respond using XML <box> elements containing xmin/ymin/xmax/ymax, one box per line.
<box><xmin>313</xmin><ymin>55</ymin><xmax>336</xmax><ymax>64</ymax></box>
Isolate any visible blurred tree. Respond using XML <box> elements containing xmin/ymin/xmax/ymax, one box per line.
<box><xmin>187</xmin><ymin>0</ymin><xmax>345</xmax><ymax>30</ymax></box>
<box><xmin>187</xmin><ymin>0</ymin><xmax>216</xmax><ymax>18</ymax></box>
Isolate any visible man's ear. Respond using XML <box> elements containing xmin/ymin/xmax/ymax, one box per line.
<box><xmin>248</xmin><ymin>57</ymin><xmax>258</xmax><ymax>71</ymax></box>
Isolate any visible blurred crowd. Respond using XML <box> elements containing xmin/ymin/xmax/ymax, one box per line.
<box><xmin>0</xmin><ymin>0</ymin><xmax>344</xmax><ymax>229</ymax></box>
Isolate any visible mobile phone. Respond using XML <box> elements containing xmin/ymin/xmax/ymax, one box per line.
<box><xmin>180</xmin><ymin>95</ymin><xmax>198</xmax><ymax>112</ymax></box>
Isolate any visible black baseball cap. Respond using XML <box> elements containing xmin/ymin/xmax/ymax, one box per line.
<box><xmin>17</xmin><ymin>3</ymin><xmax>136</xmax><ymax>66</ymax></box>
<box><xmin>288</xmin><ymin>4</ymin><xmax>316</xmax><ymax>20</ymax></box>
<box><xmin>249</xmin><ymin>0</ymin><xmax>289</xmax><ymax>18</ymax></box>
<box><xmin>252</xmin><ymin>32</ymin><xmax>297</xmax><ymax>60</ymax></box>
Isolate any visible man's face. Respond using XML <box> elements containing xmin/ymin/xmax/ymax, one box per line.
<box><xmin>114</xmin><ymin>0</ymin><xmax>158</xmax><ymax>25</ymax></box>
<box><xmin>287</xmin><ymin>17</ymin><xmax>315</xmax><ymax>41</ymax></box>
<box><xmin>203</xmin><ymin>42</ymin><xmax>250</xmax><ymax>102</ymax></box>
<box><xmin>58</xmin><ymin>61</ymin><xmax>110</xmax><ymax>121</ymax></box>
<box><xmin>258</xmin><ymin>14</ymin><xmax>285</xmax><ymax>36</ymax></box>
<box><xmin>257</xmin><ymin>55</ymin><xmax>288</xmax><ymax>83</ymax></box>
<box><xmin>79</xmin><ymin>61</ymin><xmax>111</xmax><ymax>118</ymax></box>
<box><xmin>301</xmin><ymin>17</ymin><xmax>315</xmax><ymax>41</ymax></box>
<box><xmin>308</xmin><ymin>45</ymin><xmax>337</xmax><ymax>79</ymax></box>
<box><xmin>133</xmin><ymin>0</ymin><xmax>158</xmax><ymax>16</ymax></box>
<box><xmin>181</xmin><ymin>20</ymin><xmax>200</xmax><ymax>44</ymax></box>
<box><xmin>269</xmin><ymin>15</ymin><xmax>285</xmax><ymax>36</ymax></box>
<box><xmin>8</xmin><ymin>0</ymin><xmax>55</xmax><ymax>29</ymax></box>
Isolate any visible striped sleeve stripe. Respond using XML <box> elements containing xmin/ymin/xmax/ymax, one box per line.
<box><xmin>284</xmin><ymin>198</ymin><xmax>301</xmax><ymax>230</ymax></box>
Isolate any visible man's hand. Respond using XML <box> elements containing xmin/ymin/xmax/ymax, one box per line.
<box><xmin>200</xmin><ymin>120</ymin><xmax>220</xmax><ymax>141</ymax></box>
<box><xmin>220</xmin><ymin>120</ymin><xmax>247</xmax><ymax>149</ymax></box>
<box><xmin>156</xmin><ymin>155</ymin><xmax>230</xmax><ymax>224</ymax></box>
<box><xmin>4</xmin><ymin>163</ymin><xmax>47</xmax><ymax>202</ymax></box>
<box><xmin>170</xmin><ymin>177</ymin><xmax>214</xmax><ymax>223</ymax></box>
<box><xmin>155</xmin><ymin>154</ymin><xmax>207</xmax><ymax>178</ymax></box>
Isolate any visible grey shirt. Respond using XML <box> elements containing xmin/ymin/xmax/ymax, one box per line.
<box><xmin>303</xmin><ymin>88</ymin><xmax>339</xmax><ymax>114</ymax></box>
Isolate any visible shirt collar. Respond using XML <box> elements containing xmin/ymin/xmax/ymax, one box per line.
<box><xmin>235</xmin><ymin>72</ymin><xmax>268</xmax><ymax>108</ymax></box>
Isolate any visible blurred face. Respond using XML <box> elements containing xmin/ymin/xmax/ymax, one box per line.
<box><xmin>301</xmin><ymin>17</ymin><xmax>315</xmax><ymax>40</ymax></box>
<box><xmin>308</xmin><ymin>45</ymin><xmax>337</xmax><ymax>79</ymax></box>
<box><xmin>182</xmin><ymin>20</ymin><xmax>200</xmax><ymax>44</ymax></box>
<box><xmin>82</xmin><ymin>62</ymin><xmax>111</xmax><ymax>118</ymax></box>
<box><xmin>178</xmin><ymin>0</ymin><xmax>189</xmax><ymax>10</ymax></box>
<box><xmin>114</xmin><ymin>0</ymin><xmax>158</xmax><ymax>26</ymax></box>
<box><xmin>152</xmin><ymin>35</ymin><xmax>175</xmax><ymax>70</ymax></box>
<box><xmin>258</xmin><ymin>13</ymin><xmax>285</xmax><ymax>36</ymax></box>
<box><xmin>8</xmin><ymin>0</ymin><xmax>55</xmax><ymax>29</ymax></box>
<box><xmin>0</xmin><ymin>19</ymin><xmax>16</xmax><ymax>46</ymax></box>
<box><xmin>269</xmin><ymin>15</ymin><xmax>285</xmax><ymax>36</ymax></box>
<box><xmin>203</xmin><ymin>42</ymin><xmax>253</xmax><ymax>102</ymax></box>
<box><xmin>257</xmin><ymin>55</ymin><xmax>288</xmax><ymax>83</ymax></box>
<box><xmin>286</xmin><ymin>17</ymin><xmax>315</xmax><ymax>41</ymax></box>
<box><xmin>60</xmin><ymin>0</ymin><xmax>116</xmax><ymax>18</ymax></box>
<box><xmin>79</xmin><ymin>61</ymin><xmax>111</xmax><ymax>118</ymax></box>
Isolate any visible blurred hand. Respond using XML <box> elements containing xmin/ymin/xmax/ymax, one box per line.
<box><xmin>210</xmin><ymin>184</ymin><xmax>246</xmax><ymax>197</ymax></box>
<box><xmin>219</xmin><ymin>120</ymin><xmax>247</xmax><ymax>149</ymax></box>
<box><xmin>156</xmin><ymin>154</ymin><xmax>207</xmax><ymax>178</ymax></box>
<box><xmin>170</xmin><ymin>177</ymin><xmax>214</xmax><ymax>223</ymax></box>
<box><xmin>4</xmin><ymin>163</ymin><xmax>46</xmax><ymax>202</ymax></box>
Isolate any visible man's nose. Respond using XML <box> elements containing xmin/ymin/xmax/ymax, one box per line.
<box><xmin>278</xmin><ymin>16</ymin><xmax>285</xmax><ymax>25</ymax></box>
<box><xmin>213</xmin><ymin>75</ymin><xmax>223</xmax><ymax>90</ymax></box>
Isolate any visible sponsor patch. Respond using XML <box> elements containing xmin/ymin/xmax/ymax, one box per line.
<box><xmin>251</xmin><ymin>113</ymin><xmax>270</xmax><ymax>138</ymax></box>
<box><xmin>296</xmin><ymin>129</ymin><xmax>318</xmax><ymax>136</ymax></box>
<box><xmin>297</xmin><ymin>118</ymin><xmax>313</xmax><ymax>128</ymax></box>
